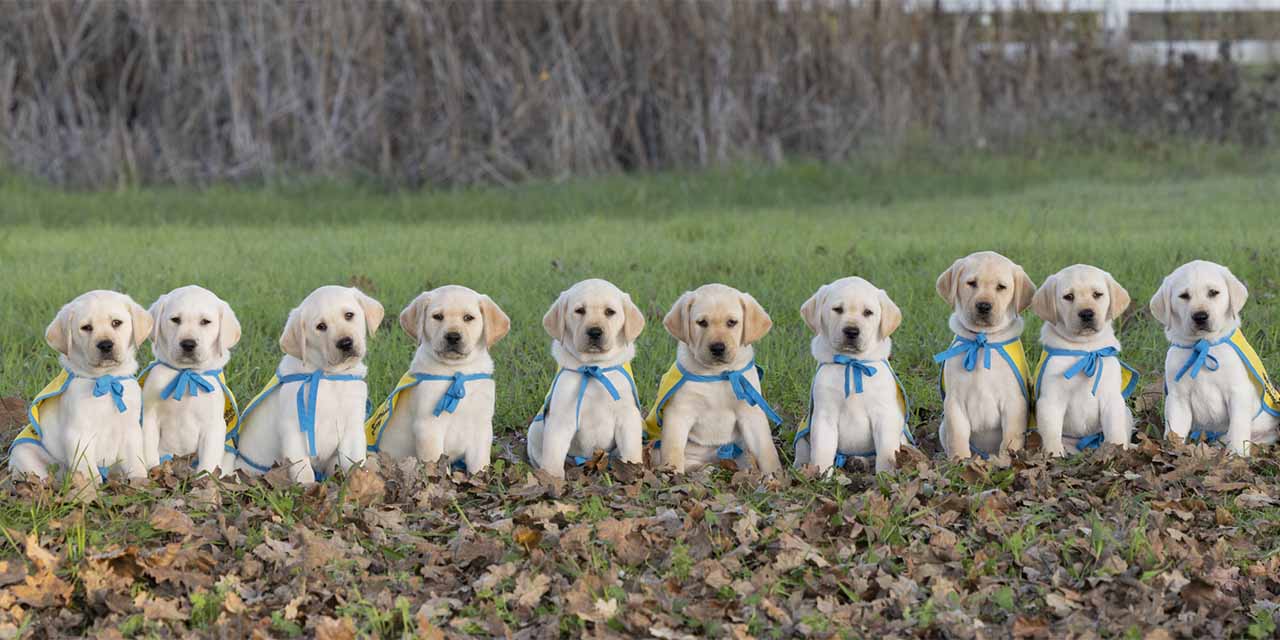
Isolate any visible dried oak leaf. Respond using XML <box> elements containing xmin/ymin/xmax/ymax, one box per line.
<box><xmin>314</xmin><ymin>616</ymin><xmax>357</xmax><ymax>640</ymax></box>
<box><xmin>149</xmin><ymin>507</ymin><xmax>196</xmax><ymax>537</ymax></box>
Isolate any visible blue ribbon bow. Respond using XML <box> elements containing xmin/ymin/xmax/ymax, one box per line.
<box><xmin>162</xmin><ymin>367</ymin><xmax>219</xmax><ymax>401</ymax></box>
<box><xmin>415</xmin><ymin>372</ymin><xmax>492</xmax><ymax>417</ymax></box>
<box><xmin>1055</xmin><ymin>346</ymin><xmax>1120</xmax><ymax>396</ymax></box>
<box><xmin>277</xmin><ymin>369</ymin><xmax>365</xmax><ymax>457</ymax></box>
<box><xmin>1173</xmin><ymin>338</ymin><xmax>1223</xmax><ymax>382</ymax></box>
<box><xmin>570</xmin><ymin>365</ymin><xmax>623</xmax><ymax>427</ymax></box>
<box><xmin>933</xmin><ymin>332</ymin><xmax>996</xmax><ymax>371</ymax></box>
<box><xmin>679</xmin><ymin>362</ymin><xmax>783</xmax><ymax>425</ymax></box>
<box><xmin>92</xmin><ymin>375</ymin><xmax>131</xmax><ymax>413</ymax></box>
<box><xmin>831</xmin><ymin>354</ymin><xmax>877</xmax><ymax>396</ymax></box>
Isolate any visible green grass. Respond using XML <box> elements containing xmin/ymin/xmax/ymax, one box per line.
<box><xmin>1</xmin><ymin>142</ymin><xmax>1279</xmax><ymax>445</ymax></box>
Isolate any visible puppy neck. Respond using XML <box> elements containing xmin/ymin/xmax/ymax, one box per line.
<box><xmin>810</xmin><ymin>335</ymin><xmax>891</xmax><ymax>364</ymax></box>
<box><xmin>409</xmin><ymin>343</ymin><xmax>494</xmax><ymax>376</ymax></box>
<box><xmin>674</xmin><ymin>342</ymin><xmax>755</xmax><ymax>376</ymax></box>
<box><xmin>1164</xmin><ymin>319</ymin><xmax>1240</xmax><ymax>347</ymax></box>
<box><xmin>1040</xmin><ymin>321</ymin><xmax>1120</xmax><ymax>352</ymax></box>
<box><xmin>60</xmin><ymin>353</ymin><xmax>139</xmax><ymax>380</ymax></box>
<box><xmin>552</xmin><ymin>340</ymin><xmax>635</xmax><ymax>370</ymax></box>
<box><xmin>278</xmin><ymin>354</ymin><xmax>368</xmax><ymax>378</ymax></box>
<box><xmin>948</xmin><ymin>313</ymin><xmax>1024</xmax><ymax>343</ymax></box>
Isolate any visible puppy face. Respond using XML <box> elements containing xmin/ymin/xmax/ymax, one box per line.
<box><xmin>1150</xmin><ymin>260</ymin><xmax>1247</xmax><ymax>338</ymax></box>
<box><xmin>801</xmin><ymin>277</ymin><xmax>901</xmax><ymax>355</ymax></box>
<box><xmin>149</xmin><ymin>285</ymin><xmax>240</xmax><ymax>367</ymax></box>
<box><xmin>400</xmin><ymin>285</ymin><xmax>510</xmax><ymax>362</ymax></box>
<box><xmin>46</xmin><ymin>290</ymin><xmax>152</xmax><ymax>373</ymax></box>
<box><xmin>664</xmin><ymin>283</ymin><xmax>771</xmax><ymax>367</ymax></box>
<box><xmin>1032</xmin><ymin>265</ymin><xmax>1130</xmax><ymax>339</ymax></box>
<box><xmin>543</xmin><ymin>279</ymin><xmax>644</xmax><ymax>361</ymax></box>
<box><xmin>279</xmin><ymin>286</ymin><xmax>384</xmax><ymax>369</ymax></box>
<box><xmin>936</xmin><ymin>251</ymin><xmax>1035</xmax><ymax>332</ymax></box>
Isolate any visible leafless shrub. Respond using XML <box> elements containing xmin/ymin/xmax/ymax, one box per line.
<box><xmin>0</xmin><ymin>0</ymin><xmax>1276</xmax><ymax>188</ymax></box>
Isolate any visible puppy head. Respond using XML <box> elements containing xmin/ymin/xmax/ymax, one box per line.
<box><xmin>46</xmin><ymin>290</ymin><xmax>152</xmax><ymax>373</ymax></box>
<box><xmin>543</xmin><ymin>279</ymin><xmax>644</xmax><ymax>362</ymax></box>
<box><xmin>801</xmin><ymin>277</ymin><xmax>900</xmax><ymax>355</ymax></box>
<box><xmin>149</xmin><ymin>285</ymin><xmax>241</xmax><ymax>367</ymax></box>
<box><xmin>279</xmin><ymin>286</ymin><xmax>384</xmax><ymax>370</ymax></box>
<box><xmin>1032</xmin><ymin>265</ymin><xmax>1129</xmax><ymax>339</ymax></box>
<box><xmin>399</xmin><ymin>285</ymin><xmax>510</xmax><ymax>362</ymax></box>
<box><xmin>1150</xmin><ymin>260</ymin><xmax>1247</xmax><ymax>338</ymax></box>
<box><xmin>664</xmin><ymin>283</ymin><xmax>771</xmax><ymax>367</ymax></box>
<box><xmin>936</xmin><ymin>251</ymin><xmax>1035</xmax><ymax>333</ymax></box>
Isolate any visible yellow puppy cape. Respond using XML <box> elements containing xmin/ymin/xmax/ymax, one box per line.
<box><xmin>1030</xmin><ymin>347</ymin><xmax>1138</xmax><ymax>403</ymax></box>
<box><xmin>529</xmin><ymin>363</ymin><xmax>640</xmax><ymax>466</ymax></box>
<box><xmin>1167</xmin><ymin>329</ymin><xmax>1280</xmax><ymax>443</ymax></box>
<box><xmin>934</xmin><ymin>334</ymin><xmax>1031</xmax><ymax>404</ymax></box>
<box><xmin>793</xmin><ymin>357</ymin><xmax>914</xmax><ymax>465</ymax></box>
<box><xmin>232</xmin><ymin>369</ymin><xmax>369</xmax><ymax>473</ymax></box>
<box><xmin>137</xmin><ymin>361</ymin><xmax>240</xmax><ymax>439</ymax></box>
<box><xmin>9</xmin><ymin>369</ymin><xmax>137</xmax><ymax>480</ymax></box>
<box><xmin>365</xmin><ymin>370</ymin><xmax>495</xmax><ymax>452</ymax></box>
<box><xmin>643</xmin><ymin>360</ymin><xmax>782</xmax><ymax>445</ymax></box>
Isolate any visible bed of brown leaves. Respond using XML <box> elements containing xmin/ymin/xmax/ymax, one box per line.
<box><xmin>0</xmin><ymin>437</ymin><xmax>1278</xmax><ymax>639</ymax></box>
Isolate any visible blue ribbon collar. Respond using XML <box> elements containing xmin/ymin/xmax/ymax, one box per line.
<box><xmin>676</xmin><ymin>360</ymin><xmax>783</xmax><ymax>425</ymax></box>
<box><xmin>1171</xmin><ymin>332</ymin><xmax>1233</xmax><ymax>382</ymax></box>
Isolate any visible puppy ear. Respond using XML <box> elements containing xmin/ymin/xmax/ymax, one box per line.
<box><xmin>799</xmin><ymin>286</ymin><xmax>825</xmax><ymax>335</ymax></box>
<box><xmin>217</xmin><ymin>298</ymin><xmax>242</xmax><ymax>352</ymax></box>
<box><xmin>279</xmin><ymin>308</ymin><xmax>306</xmax><ymax>360</ymax></box>
<box><xmin>129</xmin><ymin>298</ymin><xmax>153</xmax><ymax>349</ymax></box>
<box><xmin>1223</xmin><ymin>266</ymin><xmax>1249</xmax><ymax>318</ymax></box>
<box><xmin>739</xmin><ymin>292</ymin><xmax>773</xmax><ymax>345</ymax></box>
<box><xmin>935</xmin><ymin>258</ymin><xmax>963</xmax><ymax>306</ymax></box>
<box><xmin>45</xmin><ymin>303</ymin><xmax>74</xmax><ymax>356</ymax></box>
<box><xmin>1013</xmin><ymin>265</ymin><xmax>1036</xmax><ymax>314</ymax></box>
<box><xmin>1149</xmin><ymin>275</ymin><xmax>1173</xmax><ymax>327</ymax></box>
<box><xmin>542</xmin><ymin>292</ymin><xmax>569</xmax><ymax>342</ymax></box>
<box><xmin>399</xmin><ymin>292</ymin><xmax>431</xmax><ymax>344</ymax></box>
<box><xmin>354</xmin><ymin>288</ymin><xmax>385</xmax><ymax>336</ymax></box>
<box><xmin>662</xmin><ymin>292</ymin><xmax>695</xmax><ymax>343</ymax></box>
<box><xmin>878</xmin><ymin>289</ymin><xmax>902</xmax><ymax>338</ymax></box>
<box><xmin>1105</xmin><ymin>273</ymin><xmax>1131</xmax><ymax>321</ymax></box>
<box><xmin>479</xmin><ymin>294</ymin><xmax>511</xmax><ymax>348</ymax></box>
<box><xmin>147</xmin><ymin>294</ymin><xmax>168</xmax><ymax>343</ymax></box>
<box><xmin>621</xmin><ymin>292</ymin><xmax>646</xmax><ymax>343</ymax></box>
<box><xmin>1031</xmin><ymin>274</ymin><xmax>1059</xmax><ymax>325</ymax></box>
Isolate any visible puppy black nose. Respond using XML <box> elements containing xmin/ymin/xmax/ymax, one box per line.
<box><xmin>975</xmin><ymin>301</ymin><xmax>993</xmax><ymax>315</ymax></box>
<box><xmin>445</xmin><ymin>331</ymin><xmax>462</xmax><ymax>345</ymax></box>
<box><xmin>1078</xmin><ymin>309</ymin><xmax>1095</xmax><ymax>321</ymax></box>
<box><xmin>709</xmin><ymin>342</ymin><xmax>727</xmax><ymax>356</ymax></box>
<box><xmin>337</xmin><ymin>337</ymin><xmax>354</xmax><ymax>351</ymax></box>
<box><xmin>586</xmin><ymin>326</ymin><xmax>604</xmax><ymax>340</ymax></box>
<box><xmin>96</xmin><ymin>340</ymin><xmax>114</xmax><ymax>353</ymax></box>
<box><xmin>179</xmin><ymin>339</ymin><xmax>197</xmax><ymax>352</ymax></box>
<box><xmin>842</xmin><ymin>326</ymin><xmax>860</xmax><ymax>339</ymax></box>
<box><xmin>1192</xmin><ymin>311</ymin><xmax>1210</xmax><ymax>324</ymax></box>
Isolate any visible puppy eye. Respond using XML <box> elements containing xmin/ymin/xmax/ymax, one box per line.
<box><xmin>200</xmin><ymin>319</ymin><xmax>212</xmax><ymax>326</ymax></box>
<box><xmin>432</xmin><ymin>313</ymin><xmax>444</xmax><ymax>321</ymax></box>
<box><xmin>1092</xmin><ymin>291</ymin><xmax>1104</xmax><ymax>299</ymax></box>
<box><xmin>463</xmin><ymin>314</ymin><xmax>475</xmax><ymax>322</ymax></box>
<box><xmin>1062</xmin><ymin>293</ymin><xmax>1074</xmax><ymax>302</ymax></box>
<box><xmin>696</xmin><ymin>319</ymin><xmax>709</xmax><ymax>328</ymax></box>
<box><xmin>574</xmin><ymin>307</ymin><xmax>586</xmax><ymax>315</ymax></box>
<box><xmin>726</xmin><ymin>319</ymin><xmax>738</xmax><ymax>328</ymax></box>
<box><xmin>344</xmin><ymin>312</ymin><xmax>355</xmax><ymax>321</ymax></box>
<box><xmin>832</xmin><ymin>306</ymin><xmax>844</xmax><ymax>315</ymax></box>
<box><xmin>111</xmin><ymin>319</ymin><xmax>123</xmax><ymax>328</ymax></box>
<box><xmin>966</xmin><ymin>280</ymin><xmax>978</xmax><ymax>288</ymax></box>
<box><xmin>603</xmin><ymin>308</ymin><xmax>616</xmax><ymax>317</ymax></box>
<box><xmin>1208</xmin><ymin>289</ymin><xmax>1220</xmax><ymax>298</ymax></box>
<box><xmin>1178</xmin><ymin>292</ymin><xmax>1191</xmax><ymax>300</ymax></box>
<box><xmin>996</xmin><ymin>284</ymin><xmax>1008</xmax><ymax>291</ymax></box>
<box><xmin>862</xmin><ymin>309</ymin><xmax>874</xmax><ymax>317</ymax></box>
<box><xmin>170</xmin><ymin>316</ymin><xmax>181</xmax><ymax>325</ymax></box>
<box><xmin>81</xmin><ymin>324</ymin><xmax>92</xmax><ymax>332</ymax></box>
<box><xmin>317</xmin><ymin>322</ymin><xmax>328</xmax><ymax>332</ymax></box>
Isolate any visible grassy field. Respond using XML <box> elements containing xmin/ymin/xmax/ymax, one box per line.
<box><xmin>1</xmin><ymin>144</ymin><xmax>1279</xmax><ymax>638</ymax></box>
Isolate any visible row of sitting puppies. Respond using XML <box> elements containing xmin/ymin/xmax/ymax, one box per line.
<box><xmin>9</xmin><ymin>255</ymin><xmax>1279</xmax><ymax>490</ymax></box>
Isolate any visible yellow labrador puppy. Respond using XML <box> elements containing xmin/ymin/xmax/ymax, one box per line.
<box><xmin>793</xmin><ymin>277</ymin><xmax>910</xmax><ymax>473</ymax></box>
<box><xmin>1031</xmin><ymin>265</ymin><xmax>1137</xmax><ymax>455</ymax></box>
<box><xmin>527</xmin><ymin>279</ymin><xmax>646</xmax><ymax>478</ymax></box>
<box><xmin>1150</xmin><ymin>260</ymin><xmax>1280</xmax><ymax>455</ymax></box>
<box><xmin>933</xmin><ymin>251</ymin><xmax>1036</xmax><ymax>460</ymax></box>
<box><xmin>646</xmin><ymin>284</ymin><xmax>782</xmax><ymax>473</ymax></box>
<box><xmin>230</xmin><ymin>286</ymin><xmax>384</xmax><ymax>483</ymax></box>
<box><xmin>140</xmin><ymin>285</ymin><xmax>241</xmax><ymax>474</ymax></box>
<box><xmin>367</xmin><ymin>285</ymin><xmax>509</xmax><ymax>473</ymax></box>
<box><xmin>9</xmin><ymin>291</ymin><xmax>153</xmax><ymax>485</ymax></box>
